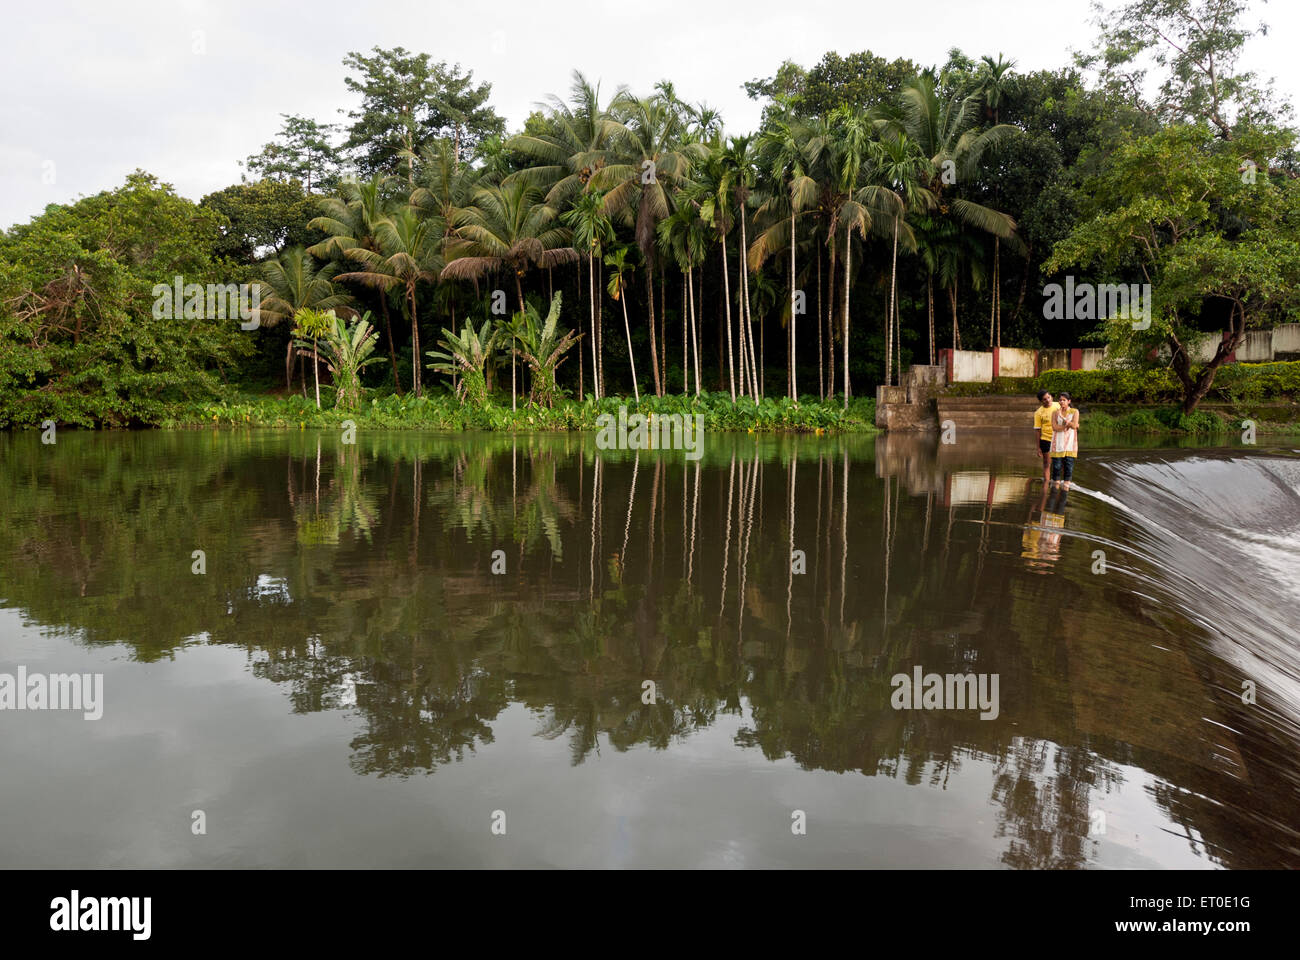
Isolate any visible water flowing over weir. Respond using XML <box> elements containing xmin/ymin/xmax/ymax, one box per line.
<box><xmin>1064</xmin><ymin>453</ymin><xmax>1300</xmax><ymax>861</ymax></box>
<box><xmin>0</xmin><ymin>430</ymin><xmax>1297</xmax><ymax>868</ymax></box>
<box><xmin>1076</xmin><ymin>454</ymin><xmax>1300</xmax><ymax>737</ymax></box>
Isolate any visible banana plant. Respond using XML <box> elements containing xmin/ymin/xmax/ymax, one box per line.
<box><xmin>427</xmin><ymin>319</ymin><xmax>499</xmax><ymax>406</ymax></box>
<box><xmin>317</xmin><ymin>312</ymin><xmax>384</xmax><ymax>411</ymax></box>
<box><xmin>513</xmin><ymin>292</ymin><xmax>580</xmax><ymax>408</ymax></box>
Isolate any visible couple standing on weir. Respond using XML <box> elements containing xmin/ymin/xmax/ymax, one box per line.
<box><xmin>1033</xmin><ymin>390</ymin><xmax>1080</xmax><ymax>490</ymax></box>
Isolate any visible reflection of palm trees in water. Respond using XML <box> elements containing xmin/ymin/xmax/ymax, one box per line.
<box><xmin>4</xmin><ymin>432</ymin><xmax>1289</xmax><ymax>864</ymax></box>
<box><xmin>991</xmin><ymin>738</ymin><xmax>1124</xmax><ymax>869</ymax></box>
<box><xmin>290</xmin><ymin>440</ymin><xmax>380</xmax><ymax>546</ymax></box>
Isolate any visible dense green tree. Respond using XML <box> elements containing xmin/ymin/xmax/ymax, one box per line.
<box><xmin>0</xmin><ymin>172</ymin><xmax>249</xmax><ymax>427</ymax></box>
<box><xmin>242</xmin><ymin>114</ymin><xmax>343</xmax><ymax>193</ymax></box>
<box><xmin>1047</xmin><ymin>124</ymin><xmax>1300</xmax><ymax>412</ymax></box>
<box><xmin>341</xmin><ymin>47</ymin><xmax>504</xmax><ymax>182</ymax></box>
<box><xmin>1078</xmin><ymin>0</ymin><xmax>1290</xmax><ymax>138</ymax></box>
<box><xmin>201</xmin><ymin>179</ymin><xmax>321</xmax><ymax>262</ymax></box>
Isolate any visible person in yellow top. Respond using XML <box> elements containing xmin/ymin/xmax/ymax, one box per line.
<box><xmin>1032</xmin><ymin>390</ymin><xmax>1058</xmax><ymax>485</ymax></box>
<box><xmin>1050</xmin><ymin>392</ymin><xmax>1080</xmax><ymax>489</ymax></box>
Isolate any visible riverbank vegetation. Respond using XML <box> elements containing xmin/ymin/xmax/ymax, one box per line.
<box><xmin>163</xmin><ymin>391</ymin><xmax>876</xmax><ymax>433</ymax></box>
<box><xmin>2</xmin><ymin>0</ymin><xmax>1297</xmax><ymax>431</ymax></box>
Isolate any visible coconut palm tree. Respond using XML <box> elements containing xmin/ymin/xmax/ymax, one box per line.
<box><xmin>590</xmin><ymin>92</ymin><xmax>706</xmax><ymax>397</ymax></box>
<box><xmin>561</xmin><ymin>192</ymin><xmax>615</xmax><ymax>399</ymax></box>
<box><xmin>870</xmin><ymin>130</ymin><xmax>931</xmax><ymax>387</ymax></box>
<box><xmin>253</xmin><ymin>248</ymin><xmax>353</xmax><ymax>391</ymax></box>
<box><xmin>657</xmin><ymin>198</ymin><xmax>708</xmax><ymax>394</ymax></box>
<box><xmin>751</xmin><ymin>113</ymin><xmax>819</xmax><ymax>400</ymax></box>
<box><xmin>507</xmin><ymin>71</ymin><xmax>625</xmax><ymax>207</ymax></box>
<box><xmin>336</xmin><ymin>206</ymin><xmax>443</xmax><ymax>398</ymax></box>
<box><xmin>690</xmin><ymin>146</ymin><xmax>740</xmax><ymax>400</ymax></box>
<box><xmin>441</xmin><ymin>181</ymin><xmax>579</xmax><ymax>312</ymax></box>
<box><xmin>440</xmin><ymin>180</ymin><xmax>579</xmax><ymax>409</ymax></box>
<box><xmin>308</xmin><ymin>174</ymin><xmax>403</xmax><ymax>391</ymax></box>
<box><xmin>883</xmin><ymin>75</ymin><xmax>1017</xmax><ymax>353</ymax></box>
<box><xmin>721</xmin><ymin>135</ymin><xmax>762</xmax><ymax>400</ymax></box>
<box><xmin>803</xmin><ymin>109</ymin><xmax>904</xmax><ymax>404</ymax></box>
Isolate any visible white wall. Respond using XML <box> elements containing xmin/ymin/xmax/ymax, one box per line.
<box><xmin>952</xmin><ymin>350</ymin><xmax>993</xmax><ymax>382</ymax></box>
<box><xmin>997</xmin><ymin>348</ymin><xmax>1036</xmax><ymax>377</ymax></box>
<box><xmin>1274</xmin><ymin>324</ymin><xmax>1300</xmax><ymax>356</ymax></box>
<box><xmin>1236</xmin><ymin>330</ymin><xmax>1274</xmax><ymax>362</ymax></box>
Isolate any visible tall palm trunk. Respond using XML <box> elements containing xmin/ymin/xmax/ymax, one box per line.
<box><xmin>842</xmin><ymin>226</ymin><xmax>851</xmax><ymax>411</ymax></box>
<box><xmin>887</xmin><ymin>217</ymin><xmax>899</xmax><ymax>387</ymax></box>
<box><xmin>660</xmin><ymin>272</ymin><xmax>667</xmax><ymax>394</ymax></box>
<box><xmin>721</xmin><ymin>236</ymin><xmax>736</xmax><ymax>401</ymax></box>
<box><xmin>994</xmin><ymin>236</ymin><xmax>1001</xmax><ymax>349</ymax></box>
<box><xmin>735</xmin><ymin>234</ymin><xmax>750</xmax><ymax>400</ymax></box>
<box><xmin>927</xmin><ymin>273</ymin><xmax>935</xmax><ymax>365</ymax></box>
<box><xmin>949</xmin><ymin>281</ymin><xmax>959</xmax><ymax>352</ymax></box>
<box><xmin>598</xmin><ymin>260</ymin><xmax>605</xmax><ymax>397</ymax></box>
<box><xmin>894</xmin><ymin>277</ymin><xmax>902</xmax><ymax>389</ymax></box>
<box><xmin>645</xmin><ymin>268</ymin><xmax>662</xmax><ymax>397</ymax></box>
<box><xmin>408</xmin><ymin>286</ymin><xmax>422</xmax><ymax>399</ymax></box>
<box><xmin>789</xmin><ymin>211</ymin><xmax>797</xmax><ymax>400</ymax></box>
<box><xmin>682</xmin><ymin>267</ymin><xmax>688</xmax><ymax>393</ymax></box>
<box><xmin>313</xmin><ymin>338</ymin><xmax>321</xmax><ymax>409</ymax></box>
<box><xmin>588</xmin><ymin>252</ymin><xmax>599</xmax><ymax>399</ymax></box>
<box><xmin>688</xmin><ymin>266</ymin><xmax>700</xmax><ymax>395</ymax></box>
<box><xmin>514</xmin><ymin>275</ymin><xmax>527</xmax><ymax>411</ymax></box>
<box><xmin>577</xmin><ymin>268</ymin><xmax>584</xmax><ymax>400</ymax></box>
<box><xmin>740</xmin><ymin>206</ymin><xmax>758</xmax><ymax>401</ymax></box>
<box><xmin>816</xmin><ymin>245</ymin><xmax>824</xmax><ymax>400</ymax></box>
<box><xmin>827</xmin><ymin>247</ymin><xmax>836</xmax><ymax>397</ymax></box>
<box><xmin>620</xmin><ymin>287</ymin><xmax>639</xmax><ymax>402</ymax></box>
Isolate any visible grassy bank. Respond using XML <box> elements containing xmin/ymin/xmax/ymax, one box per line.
<box><xmin>160</xmin><ymin>390</ymin><xmax>878</xmax><ymax>434</ymax></box>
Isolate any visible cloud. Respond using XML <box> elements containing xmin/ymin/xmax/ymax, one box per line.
<box><xmin>4</xmin><ymin>0</ymin><xmax>1297</xmax><ymax>228</ymax></box>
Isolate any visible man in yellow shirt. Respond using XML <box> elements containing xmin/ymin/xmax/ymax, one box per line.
<box><xmin>1032</xmin><ymin>389</ymin><xmax>1058</xmax><ymax>486</ymax></box>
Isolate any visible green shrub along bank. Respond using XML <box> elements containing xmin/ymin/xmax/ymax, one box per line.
<box><xmin>1079</xmin><ymin>406</ymin><xmax>1300</xmax><ymax>436</ymax></box>
<box><xmin>160</xmin><ymin>391</ymin><xmax>878</xmax><ymax>434</ymax></box>
<box><xmin>942</xmin><ymin>361</ymin><xmax>1300</xmax><ymax>404</ymax></box>
<box><xmin>943</xmin><ymin>361</ymin><xmax>1300</xmax><ymax>434</ymax></box>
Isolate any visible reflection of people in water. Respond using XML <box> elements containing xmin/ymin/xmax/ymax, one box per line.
<box><xmin>1032</xmin><ymin>389</ymin><xmax>1058</xmax><ymax>486</ymax></box>
<box><xmin>1050</xmin><ymin>392</ymin><xmax>1080</xmax><ymax>490</ymax></box>
<box><xmin>1022</xmin><ymin>481</ymin><xmax>1069</xmax><ymax>566</ymax></box>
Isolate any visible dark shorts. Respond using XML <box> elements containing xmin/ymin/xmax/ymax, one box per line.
<box><xmin>1039</xmin><ymin>439</ymin><xmax>1052</xmax><ymax>454</ymax></box>
<box><xmin>1051</xmin><ymin>457</ymin><xmax>1075</xmax><ymax>481</ymax></box>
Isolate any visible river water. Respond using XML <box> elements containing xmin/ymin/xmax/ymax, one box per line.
<box><xmin>0</xmin><ymin>429</ymin><xmax>1296</xmax><ymax>868</ymax></box>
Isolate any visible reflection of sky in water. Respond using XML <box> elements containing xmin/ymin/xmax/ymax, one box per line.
<box><xmin>0</xmin><ymin>612</ymin><xmax>1212</xmax><ymax>869</ymax></box>
<box><xmin>252</xmin><ymin>574</ymin><xmax>292</xmax><ymax>603</ymax></box>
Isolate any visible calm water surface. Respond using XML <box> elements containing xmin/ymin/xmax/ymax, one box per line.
<box><xmin>1</xmin><ymin>429</ymin><xmax>1297</xmax><ymax>868</ymax></box>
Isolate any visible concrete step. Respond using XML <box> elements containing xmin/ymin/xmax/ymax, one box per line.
<box><xmin>934</xmin><ymin>396</ymin><xmax>1043</xmax><ymax>431</ymax></box>
<box><xmin>937</xmin><ymin>395</ymin><xmax>1040</xmax><ymax>409</ymax></box>
<box><xmin>938</xmin><ymin>419</ymin><xmax>1038</xmax><ymax>430</ymax></box>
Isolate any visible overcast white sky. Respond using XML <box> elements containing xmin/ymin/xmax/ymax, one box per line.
<box><xmin>3</xmin><ymin>0</ymin><xmax>1297</xmax><ymax>229</ymax></box>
